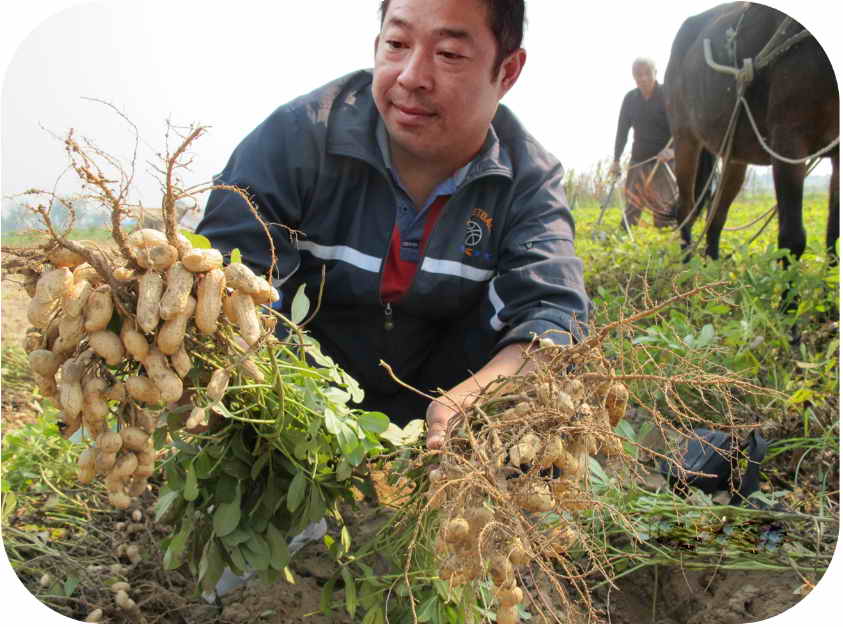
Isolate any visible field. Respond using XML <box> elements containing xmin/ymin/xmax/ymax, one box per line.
<box><xmin>0</xmin><ymin>191</ymin><xmax>838</xmax><ymax>623</ymax></box>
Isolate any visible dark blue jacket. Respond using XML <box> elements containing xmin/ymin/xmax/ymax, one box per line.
<box><xmin>198</xmin><ymin>70</ymin><xmax>589</xmax><ymax>401</ymax></box>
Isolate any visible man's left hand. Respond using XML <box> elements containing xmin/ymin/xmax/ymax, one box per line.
<box><xmin>425</xmin><ymin>397</ymin><xmax>457</xmax><ymax>449</ymax></box>
<box><xmin>657</xmin><ymin>147</ymin><xmax>675</xmax><ymax>162</ymax></box>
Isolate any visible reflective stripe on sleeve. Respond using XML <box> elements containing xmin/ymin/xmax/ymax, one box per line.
<box><xmin>488</xmin><ymin>278</ymin><xmax>505</xmax><ymax>331</ymax></box>
<box><xmin>420</xmin><ymin>258</ymin><xmax>495</xmax><ymax>282</ymax></box>
<box><xmin>297</xmin><ymin>241</ymin><xmax>382</xmax><ymax>273</ymax></box>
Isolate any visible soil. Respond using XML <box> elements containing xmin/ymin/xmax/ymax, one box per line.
<box><xmin>0</xmin><ymin>250</ymin><xmax>826</xmax><ymax>624</ymax></box>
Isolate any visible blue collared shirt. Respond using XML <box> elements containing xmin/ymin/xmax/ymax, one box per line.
<box><xmin>376</xmin><ymin>120</ymin><xmax>472</xmax><ymax>263</ymax></box>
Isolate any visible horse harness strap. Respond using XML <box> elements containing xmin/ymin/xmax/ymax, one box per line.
<box><xmin>701</xmin><ymin>14</ymin><xmax>839</xmax><ymax>166</ymax></box>
<box><xmin>705</xmin><ymin>16</ymin><xmax>810</xmax><ymax>93</ymax></box>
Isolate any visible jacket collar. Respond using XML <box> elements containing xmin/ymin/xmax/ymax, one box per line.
<box><xmin>326</xmin><ymin>69</ymin><xmax>513</xmax><ymax>183</ymax></box>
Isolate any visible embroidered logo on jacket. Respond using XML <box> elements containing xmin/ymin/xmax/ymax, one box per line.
<box><xmin>464</xmin><ymin>209</ymin><xmax>493</xmax><ymax>257</ymax></box>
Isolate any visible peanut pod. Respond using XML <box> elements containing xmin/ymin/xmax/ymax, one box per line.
<box><xmin>62</xmin><ymin>279</ymin><xmax>92</xmax><ymax>318</ymax></box>
<box><xmin>159</xmin><ymin>262</ymin><xmax>193</xmax><ymax>321</ymax></box>
<box><xmin>229</xmin><ymin>289</ymin><xmax>262</xmax><ymax>346</ymax></box>
<box><xmin>34</xmin><ymin>267</ymin><xmax>73</xmax><ymax>302</ymax></box>
<box><xmin>121</xmin><ymin>319</ymin><xmax>150</xmax><ymax>363</ymax></box>
<box><xmin>206</xmin><ymin>368</ymin><xmax>230</xmax><ymax>403</ymax></box>
<box><xmin>136</xmin><ymin>271</ymin><xmax>164</xmax><ymax>334</ymax></box>
<box><xmin>88</xmin><ymin>330</ymin><xmax>125</xmax><ymax>366</ymax></box>
<box><xmin>157</xmin><ymin>295</ymin><xmax>195</xmax><ymax>355</ymax></box>
<box><xmin>182</xmin><ymin>248</ymin><xmax>223</xmax><ymax>273</ymax></box>
<box><xmin>126</xmin><ymin>375</ymin><xmax>162</xmax><ymax>405</ymax></box>
<box><xmin>84</xmin><ymin>285</ymin><xmax>114</xmax><ymax>333</ymax></box>
<box><xmin>223</xmin><ymin>262</ymin><xmax>263</xmax><ymax>295</ymax></box>
<box><xmin>28</xmin><ymin>349</ymin><xmax>62</xmax><ymax>378</ymax></box>
<box><xmin>170</xmin><ymin>344</ymin><xmax>192</xmax><ymax>379</ymax></box>
<box><xmin>144</xmin><ymin>348</ymin><xmax>183</xmax><ymax>404</ymax></box>
<box><xmin>195</xmin><ymin>268</ymin><xmax>226</xmax><ymax>335</ymax></box>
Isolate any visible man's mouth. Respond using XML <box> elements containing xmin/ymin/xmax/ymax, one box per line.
<box><xmin>393</xmin><ymin>103</ymin><xmax>436</xmax><ymax>119</ymax></box>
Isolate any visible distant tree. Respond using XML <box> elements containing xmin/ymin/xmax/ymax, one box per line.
<box><xmin>1</xmin><ymin>201</ymin><xmax>35</xmax><ymax>233</ymax></box>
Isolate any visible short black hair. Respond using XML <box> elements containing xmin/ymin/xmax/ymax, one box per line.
<box><xmin>378</xmin><ymin>0</ymin><xmax>526</xmax><ymax>79</ymax></box>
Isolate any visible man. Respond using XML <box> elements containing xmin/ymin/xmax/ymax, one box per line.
<box><xmin>610</xmin><ymin>57</ymin><xmax>676</xmax><ymax>230</ymax></box>
<box><xmin>197</xmin><ymin>0</ymin><xmax>590</xmax><ymax>450</ymax></box>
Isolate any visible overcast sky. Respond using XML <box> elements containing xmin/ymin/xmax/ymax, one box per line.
<box><xmin>1</xmin><ymin>0</ymin><xmax>838</xmax><ymax>215</ymax></box>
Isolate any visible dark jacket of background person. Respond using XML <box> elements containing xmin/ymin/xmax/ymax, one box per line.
<box><xmin>197</xmin><ymin>70</ymin><xmax>590</xmax><ymax>423</ymax></box>
<box><xmin>614</xmin><ymin>83</ymin><xmax>672</xmax><ymax>165</ymax></box>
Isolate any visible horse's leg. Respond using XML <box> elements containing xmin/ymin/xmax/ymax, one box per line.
<box><xmin>772</xmin><ymin>159</ymin><xmax>808</xmax><ymax>314</ymax></box>
<box><xmin>705</xmin><ymin>161</ymin><xmax>747</xmax><ymax>260</ymax></box>
<box><xmin>773</xmin><ymin>160</ymin><xmax>808</xmax><ymax>264</ymax></box>
<box><xmin>827</xmin><ymin>150</ymin><xmax>839</xmax><ymax>265</ymax></box>
<box><xmin>673</xmin><ymin>131</ymin><xmax>701</xmax><ymax>253</ymax></box>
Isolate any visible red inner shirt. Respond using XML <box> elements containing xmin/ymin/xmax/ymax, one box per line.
<box><xmin>380</xmin><ymin>195</ymin><xmax>449</xmax><ymax>303</ymax></box>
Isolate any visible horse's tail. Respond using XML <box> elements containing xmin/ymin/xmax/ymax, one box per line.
<box><xmin>693</xmin><ymin>148</ymin><xmax>716</xmax><ymax>216</ymax></box>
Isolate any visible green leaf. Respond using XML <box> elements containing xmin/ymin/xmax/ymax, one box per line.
<box><xmin>588</xmin><ymin>456</ymin><xmax>609</xmax><ymax>486</ymax></box>
<box><xmin>243</xmin><ymin>534</ymin><xmax>271</xmax><ymax>571</ymax></box>
<box><xmin>417</xmin><ymin>593</ymin><xmax>438</xmax><ymax>623</ymax></box>
<box><xmin>154</xmin><ymin>487</ymin><xmax>183</xmax><ymax>523</ymax></box>
<box><xmin>614</xmin><ymin>419</ymin><xmax>636</xmax><ymax>441</ymax></box>
<box><xmin>356</xmin><ymin>411</ymin><xmax>389</xmax><ymax>434</ymax></box>
<box><xmin>335</xmin><ymin>422</ymin><xmax>359</xmax><ymax>456</ymax></box>
<box><xmin>266</xmin><ymin>523</ymin><xmax>291</xmax><ymax>571</ymax></box>
<box><xmin>224</xmin><ymin>458</ymin><xmax>252</xmax><ymax>480</ymax></box>
<box><xmin>220</xmin><ymin>528</ymin><xmax>252</xmax><ymax>547</ymax></box>
<box><xmin>341</xmin><ymin>566</ymin><xmax>358</xmax><ymax>617</ymax></box>
<box><xmin>183</xmin><ymin>462</ymin><xmax>199</xmax><ymax>501</ymax></box>
<box><xmin>261</xmin><ymin>471</ymin><xmax>285</xmax><ymax>515</ymax></box>
<box><xmin>251</xmin><ymin>452</ymin><xmax>270</xmax><ymax>480</ymax></box>
<box><xmin>340</xmin><ymin>525</ymin><xmax>352</xmax><ymax>553</ymax></box>
<box><xmin>307</xmin><ymin>486</ymin><xmax>326</xmax><ymax>524</ymax></box>
<box><xmin>787</xmin><ymin>388</ymin><xmax>815</xmax><ymax>405</ymax></box>
<box><xmin>199</xmin><ymin>539</ymin><xmax>226</xmax><ymax>594</ymax></box>
<box><xmin>320</xmin><ymin>577</ymin><xmax>336</xmax><ymax>617</ymax></box>
<box><xmin>163</xmin><ymin>518</ymin><xmax>192</xmax><ymax>570</ymax></box>
<box><xmin>227</xmin><ymin>545</ymin><xmax>249</xmax><ymax>575</ymax></box>
<box><xmin>213</xmin><ymin>499</ymin><xmax>242</xmax><ymax>537</ymax></box>
<box><xmin>63</xmin><ymin>575</ymin><xmax>80</xmax><ymax>597</ymax></box>
<box><xmin>180</xmin><ymin>229</ymin><xmax>211</xmax><ymax>249</ymax></box>
<box><xmin>336</xmin><ymin>459</ymin><xmax>352</xmax><ymax>482</ymax></box>
<box><xmin>698</xmin><ymin>323</ymin><xmax>716</xmax><ymax>347</ymax></box>
<box><xmin>215</xmin><ymin>474</ymin><xmax>239</xmax><ymax>503</ymax></box>
<box><xmin>287</xmin><ymin>471</ymin><xmax>307</xmax><ymax>512</ymax></box>
<box><xmin>230</xmin><ymin>248</ymin><xmax>242</xmax><ymax>264</ymax></box>
<box><xmin>324</xmin><ymin>408</ymin><xmax>340</xmax><ymax>435</ymax></box>
<box><xmin>291</xmin><ymin>283</ymin><xmax>311</xmax><ymax>324</ymax></box>
<box><xmin>379</xmin><ymin>419</ymin><xmax>425</xmax><ymax>447</ymax></box>
<box><xmin>194</xmin><ymin>450</ymin><xmax>215</xmax><ymax>480</ymax></box>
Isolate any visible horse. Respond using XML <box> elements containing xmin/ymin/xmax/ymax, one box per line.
<box><xmin>664</xmin><ymin>2</ymin><xmax>839</xmax><ymax>274</ymax></box>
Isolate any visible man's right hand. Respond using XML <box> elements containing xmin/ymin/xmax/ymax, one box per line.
<box><xmin>609</xmin><ymin>160</ymin><xmax>621</xmax><ymax>179</ymax></box>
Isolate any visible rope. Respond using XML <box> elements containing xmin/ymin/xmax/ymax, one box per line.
<box><xmin>738</xmin><ymin>96</ymin><xmax>840</xmax><ymax>164</ymax></box>
<box><xmin>723</xmin><ymin>157</ymin><xmax>820</xmax><ymax>233</ymax></box>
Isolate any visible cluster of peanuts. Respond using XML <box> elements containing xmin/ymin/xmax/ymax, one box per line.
<box><xmin>428</xmin><ymin>370</ymin><xmax>630</xmax><ymax>623</ymax></box>
<box><xmin>23</xmin><ymin>228</ymin><xmax>276</xmax><ymax>508</ymax></box>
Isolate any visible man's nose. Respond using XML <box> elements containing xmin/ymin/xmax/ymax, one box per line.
<box><xmin>397</xmin><ymin>48</ymin><xmax>433</xmax><ymax>91</ymax></box>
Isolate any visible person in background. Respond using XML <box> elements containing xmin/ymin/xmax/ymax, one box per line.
<box><xmin>610</xmin><ymin>57</ymin><xmax>676</xmax><ymax>230</ymax></box>
<box><xmin>197</xmin><ymin>0</ymin><xmax>590</xmax><ymax>450</ymax></box>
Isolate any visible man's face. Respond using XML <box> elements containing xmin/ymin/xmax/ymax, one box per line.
<box><xmin>373</xmin><ymin>0</ymin><xmax>523</xmax><ymax>171</ymax></box>
<box><xmin>633</xmin><ymin>63</ymin><xmax>656</xmax><ymax>97</ymax></box>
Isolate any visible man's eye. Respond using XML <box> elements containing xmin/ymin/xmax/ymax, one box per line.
<box><xmin>439</xmin><ymin>51</ymin><xmax>465</xmax><ymax>61</ymax></box>
<box><xmin>385</xmin><ymin>40</ymin><xmax>405</xmax><ymax>50</ymax></box>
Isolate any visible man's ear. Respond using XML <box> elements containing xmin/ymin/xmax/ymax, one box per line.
<box><xmin>498</xmin><ymin>49</ymin><xmax>526</xmax><ymax>97</ymax></box>
<box><xmin>374</xmin><ymin>34</ymin><xmax>380</xmax><ymax>57</ymax></box>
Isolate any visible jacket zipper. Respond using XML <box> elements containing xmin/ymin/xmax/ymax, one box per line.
<box><xmin>383</xmin><ymin>302</ymin><xmax>394</xmax><ymax>331</ymax></box>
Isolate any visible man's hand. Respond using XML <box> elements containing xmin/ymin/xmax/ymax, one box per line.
<box><xmin>609</xmin><ymin>160</ymin><xmax>621</xmax><ymax>179</ymax></box>
<box><xmin>423</xmin><ymin>342</ymin><xmax>538</xmax><ymax>449</ymax></box>
<box><xmin>425</xmin><ymin>396</ymin><xmax>459</xmax><ymax>449</ymax></box>
<box><xmin>657</xmin><ymin>147</ymin><xmax>675</xmax><ymax>162</ymax></box>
